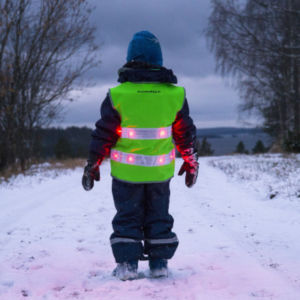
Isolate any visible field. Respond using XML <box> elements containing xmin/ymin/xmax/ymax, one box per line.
<box><xmin>0</xmin><ymin>155</ymin><xmax>299</xmax><ymax>299</ymax></box>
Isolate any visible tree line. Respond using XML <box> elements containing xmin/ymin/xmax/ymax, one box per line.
<box><xmin>235</xmin><ymin>140</ymin><xmax>269</xmax><ymax>155</ymax></box>
<box><xmin>0</xmin><ymin>0</ymin><xmax>99</xmax><ymax>172</ymax></box>
<box><xmin>0</xmin><ymin>126</ymin><xmax>93</xmax><ymax>162</ymax></box>
<box><xmin>205</xmin><ymin>0</ymin><xmax>300</xmax><ymax>152</ymax></box>
<box><xmin>35</xmin><ymin>126</ymin><xmax>93</xmax><ymax>160</ymax></box>
<box><xmin>3</xmin><ymin>0</ymin><xmax>299</xmax><ymax>172</ymax></box>
<box><xmin>176</xmin><ymin>137</ymin><xmax>268</xmax><ymax>157</ymax></box>
<box><xmin>2</xmin><ymin>122</ymin><xmax>271</xmax><ymax>163</ymax></box>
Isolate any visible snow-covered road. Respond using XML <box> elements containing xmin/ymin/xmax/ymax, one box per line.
<box><xmin>0</xmin><ymin>158</ymin><xmax>299</xmax><ymax>300</ymax></box>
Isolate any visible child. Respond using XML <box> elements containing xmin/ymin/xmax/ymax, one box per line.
<box><xmin>82</xmin><ymin>31</ymin><xmax>198</xmax><ymax>281</ymax></box>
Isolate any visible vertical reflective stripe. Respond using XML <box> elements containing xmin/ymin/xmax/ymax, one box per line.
<box><xmin>121</xmin><ymin>126</ymin><xmax>172</xmax><ymax>140</ymax></box>
<box><xmin>111</xmin><ymin>149</ymin><xmax>176</xmax><ymax>167</ymax></box>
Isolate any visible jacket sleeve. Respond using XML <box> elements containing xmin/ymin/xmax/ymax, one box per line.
<box><xmin>172</xmin><ymin>98</ymin><xmax>197</xmax><ymax>154</ymax></box>
<box><xmin>89</xmin><ymin>94</ymin><xmax>121</xmax><ymax>158</ymax></box>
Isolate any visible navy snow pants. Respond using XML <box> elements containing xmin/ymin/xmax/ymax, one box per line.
<box><xmin>110</xmin><ymin>178</ymin><xmax>179</xmax><ymax>263</ymax></box>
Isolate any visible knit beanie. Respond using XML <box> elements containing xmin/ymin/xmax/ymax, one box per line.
<box><xmin>126</xmin><ymin>31</ymin><xmax>163</xmax><ymax>66</ymax></box>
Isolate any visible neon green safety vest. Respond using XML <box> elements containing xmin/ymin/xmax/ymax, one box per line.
<box><xmin>109</xmin><ymin>82</ymin><xmax>185</xmax><ymax>183</ymax></box>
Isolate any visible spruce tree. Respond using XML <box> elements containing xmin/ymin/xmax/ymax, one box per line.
<box><xmin>252</xmin><ymin>140</ymin><xmax>267</xmax><ymax>154</ymax></box>
<box><xmin>236</xmin><ymin>141</ymin><xmax>247</xmax><ymax>154</ymax></box>
<box><xmin>198</xmin><ymin>138</ymin><xmax>214</xmax><ymax>156</ymax></box>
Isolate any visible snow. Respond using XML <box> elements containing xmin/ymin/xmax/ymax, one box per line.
<box><xmin>0</xmin><ymin>166</ymin><xmax>74</xmax><ymax>190</ymax></box>
<box><xmin>0</xmin><ymin>156</ymin><xmax>300</xmax><ymax>299</ymax></box>
<box><xmin>209</xmin><ymin>154</ymin><xmax>300</xmax><ymax>199</ymax></box>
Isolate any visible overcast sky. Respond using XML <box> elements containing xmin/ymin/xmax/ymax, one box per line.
<box><xmin>60</xmin><ymin>0</ymin><xmax>255</xmax><ymax>129</ymax></box>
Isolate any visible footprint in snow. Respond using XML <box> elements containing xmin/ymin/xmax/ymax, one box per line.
<box><xmin>38</xmin><ymin>250</ymin><xmax>50</xmax><ymax>257</ymax></box>
<box><xmin>53</xmin><ymin>286</ymin><xmax>65</xmax><ymax>292</ymax></box>
<box><xmin>270</xmin><ymin>263</ymin><xmax>280</xmax><ymax>269</ymax></box>
<box><xmin>88</xmin><ymin>270</ymin><xmax>102</xmax><ymax>278</ymax></box>
<box><xmin>70</xmin><ymin>292</ymin><xmax>80</xmax><ymax>298</ymax></box>
<box><xmin>250</xmin><ymin>289</ymin><xmax>274</xmax><ymax>298</ymax></box>
<box><xmin>217</xmin><ymin>246</ymin><xmax>228</xmax><ymax>250</ymax></box>
<box><xmin>21</xmin><ymin>290</ymin><xmax>30</xmax><ymax>297</ymax></box>
<box><xmin>30</xmin><ymin>265</ymin><xmax>43</xmax><ymax>270</ymax></box>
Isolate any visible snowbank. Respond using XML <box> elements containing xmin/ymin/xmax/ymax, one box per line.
<box><xmin>209</xmin><ymin>154</ymin><xmax>300</xmax><ymax>200</ymax></box>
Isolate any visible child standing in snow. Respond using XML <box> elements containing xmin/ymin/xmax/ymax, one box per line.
<box><xmin>82</xmin><ymin>31</ymin><xmax>198</xmax><ymax>280</ymax></box>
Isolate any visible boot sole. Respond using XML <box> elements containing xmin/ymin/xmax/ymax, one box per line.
<box><xmin>150</xmin><ymin>269</ymin><xmax>169</xmax><ymax>278</ymax></box>
<box><xmin>119</xmin><ymin>275</ymin><xmax>138</xmax><ymax>281</ymax></box>
<box><xmin>112</xmin><ymin>268</ymin><xmax>138</xmax><ymax>281</ymax></box>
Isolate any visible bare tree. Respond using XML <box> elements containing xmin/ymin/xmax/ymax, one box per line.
<box><xmin>0</xmin><ymin>0</ymin><xmax>100</xmax><ymax>171</ymax></box>
<box><xmin>205</xmin><ymin>0</ymin><xmax>300</xmax><ymax>145</ymax></box>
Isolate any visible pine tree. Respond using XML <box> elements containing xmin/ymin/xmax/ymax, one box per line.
<box><xmin>55</xmin><ymin>137</ymin><xmax>72</xmax><ymax>159</ymax></box>
<box><xmin>236</xmin><ymin>141</ymin><xmax>247</xmax><ymax>154</ymax></box>
<box><xmin>198</xmin><ymin>138</ymin><xmax>214</xmax><ymax>156</ymax></box>
<box><xmin>252</xmin><ymin>140</ymin><xmax>267</xmax><ymax>154</ymax></box>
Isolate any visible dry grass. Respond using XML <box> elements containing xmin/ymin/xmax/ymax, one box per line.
<box><xmin>47</xmin><ymin>158</ymin><xmax>86</xmax><ymax>170</ymax></box>
<box><xmin>0</xmin><ymin>158</ymin><xmax>86</xmax><ymax>183</ymax></box>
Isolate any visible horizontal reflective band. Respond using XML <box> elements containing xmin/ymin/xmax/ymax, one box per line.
<box><xmin>145</xmin><ymin>236</ymin><xmax>179</xmax><ymax>244</ymax></box>
<box><xmin>110</xmin><ymin>238</ymin><xmax>141</xmax><ymax>245</ymax></box>
<box><xmin>121</xmin><ymin>126</ymin><xmax>172</xmax><ymax>140</ymax></box>
<box><xmin>111</xmin><ymin>149</ymin><xmax>176</xmax><ymax>167</ymax></box>
<box><xmin>110</xmin><ymin>236</ymin><xmax>179</xmax><ymax>246</ymax></box>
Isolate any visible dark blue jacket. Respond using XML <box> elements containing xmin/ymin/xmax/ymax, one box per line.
<box><xmin>90</xmin><ymin>63</ymin><xmax>197</xmax><ymax>158</ymax></box>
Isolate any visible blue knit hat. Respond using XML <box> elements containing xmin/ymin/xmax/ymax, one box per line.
<box><xmin>126</xmin><ymin>31</ymin><xmax>163</xmax><ymax>66</ymax></box>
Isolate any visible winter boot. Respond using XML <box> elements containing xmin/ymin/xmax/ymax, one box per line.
<box><xmin>149</xmin><ymin>258</ymin><xmax>168</xmax><ymax>278</ymax></box>
<box><xmin>112</xmin><ymin>260</ymin><xmax>138</xmax><ymax>281</ymax></box>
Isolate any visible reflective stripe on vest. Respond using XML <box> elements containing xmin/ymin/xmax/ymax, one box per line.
<box><xmin>111</xmin><ymin>149</ymin><xmax>175</xmax><ymax>167</ymax></box>
<box><xmin>121</xmin><ymin>126</ymin><xmax>172</xmax><ymax>140</ymax></box>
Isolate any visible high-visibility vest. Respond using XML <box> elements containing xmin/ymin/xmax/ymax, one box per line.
<box><xmin>109</xmin><ymin>82</ymin><xmax>185</xmax><ymax>183</ymax></box>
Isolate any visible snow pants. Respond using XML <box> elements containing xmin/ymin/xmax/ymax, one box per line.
<box><xmin>110</xmin><ymin>178</ymin><xmax>179</xmax><ymax>263</ymax></box>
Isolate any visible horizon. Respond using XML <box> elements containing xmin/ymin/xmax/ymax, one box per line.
<box><xmin>46</xmin><ymin>124</ymin><xmax>264</xmax><ymax>131</ymax></box>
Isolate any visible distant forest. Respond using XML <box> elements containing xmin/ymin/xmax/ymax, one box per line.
<box><xmin>34</xmin><ymin>126</ymin><xmax>267</xmax><ymax>160</ymax></box>
<box><xmin>34</xmin><ymin>127</ymin><xmax>93</xmax><ymax>159</ymax></box>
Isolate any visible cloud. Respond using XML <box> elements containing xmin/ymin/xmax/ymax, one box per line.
<box><xmin>57</xmin><ymin>76</ymin><xmax>246</xmax><ymax>129</ymax></box>
<box><xmin>58</xmin><ymin>0</ymin><xmax>256</xmax><ymax>129</ymax></box>
<box><xmin>83</xmin><ymin>0</ymin><xmax>215</xmax><ymax>82</ymax></box>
